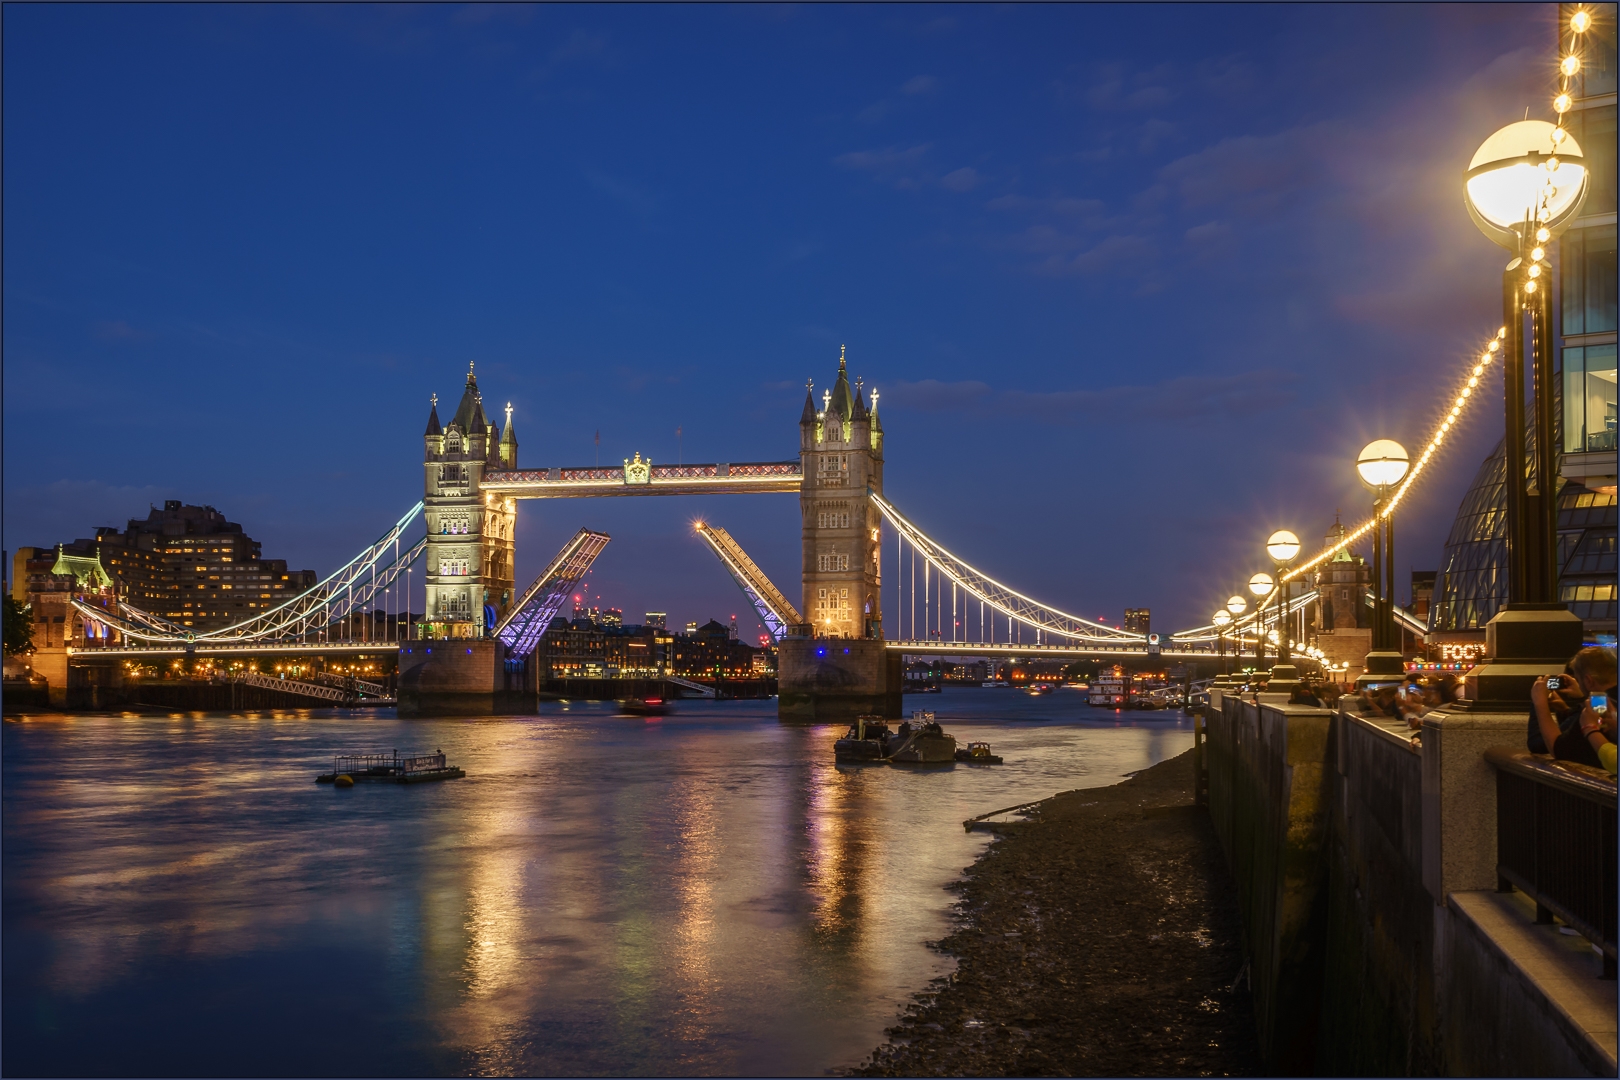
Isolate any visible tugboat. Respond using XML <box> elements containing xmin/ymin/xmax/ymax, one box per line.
<box><xmin>954</xmin><ymin>741</ymin><xmax>1003</xmax><ymax>764</ymax></box>
<box><xmin>888</xmin><ymin>710</ymin><xmax>957</xmax><ymax>765</ymax></box>
<box><xmin>618</xmin><ymin>696</ymin><xmax>672</xmax><ymax>716</ymax></box>
<box><xmin>834</xmin><ymin>715</ymin><xmax>893</xmax><ymax>762</ymax></box>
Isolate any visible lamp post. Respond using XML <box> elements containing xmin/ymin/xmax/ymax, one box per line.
<box><xmin>1225</xmin><ymin>594</ymin><xmax>1248</xmax><ymax>682</ymax></box>
<box><xmin>1463</xmin><ymin>111</ymin><xmax>1590</xmax><ymax>703</ymax></box>
<box><xmin>1248</xmin><ymin>572</ymin><xmax>1275</xmax><ymax>677</ymax></box>
<box><xmin>1355</xmin><ymin>440</ymin><xmax>1409</xmax><ymax>687</ymax></box>
<box><xmin>1213</xmin><ymin>609</ymin><xmax>1232</xmax><ymax>680</ymax></box>
<box><xmin>1265</xmin><ymin>530</ymin><xmax>1302</xmax><ymax>692</ymax></box>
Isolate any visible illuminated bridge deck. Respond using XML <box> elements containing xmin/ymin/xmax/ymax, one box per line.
<box><xmin>482</xmin><ymin>461</ymin><xmax>802</xmax><ymax>498</ymax></box>
<box><xmin>72</xmin><ymin>642</ymin><xmax>403</xmax><ymax>660</ymax></box>
<box><xmin>884</xmin><ymin>639</ymin><xmax>1210</xmax><ymax>661</ymax></box>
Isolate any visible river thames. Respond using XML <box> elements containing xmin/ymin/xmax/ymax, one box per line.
<box><xmin>3</xmin><ymin>690</ymin><xmax>1192</xmax><ymax>1076</ymax></box>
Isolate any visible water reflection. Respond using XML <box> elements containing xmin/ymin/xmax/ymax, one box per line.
<box><xmin>3</xmin><ymin>692</ymin><xmax>1191</xmax><ymax>1076</ymax></box>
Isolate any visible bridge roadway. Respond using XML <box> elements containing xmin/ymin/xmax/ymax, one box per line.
<box><xmin>883</xmin><ymin>639</ymin><xmax>1211</xmax><ymax>662</ymax></box>
<box><xmin>70</xmin><ymin>641</ymin><xmax>402</xmax><ymax>660</ymax></box>
<box><xmin>480</xmin><ymin>461</ymin><xmax>802</xmax><ymax>499</ymax></box>
<box><xmin>81</xmin><ymin>638</ymin><xmax>1216</xmax><ymax>663</ymax></box>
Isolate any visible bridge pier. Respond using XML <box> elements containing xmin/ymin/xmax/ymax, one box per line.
<box><xmin>776</xmin><ymin>637</ymin><xmax>902</xmax><ymax>723</ymax></box>
<box><xmin>397</xmin><ymin>640</ymin><xmax>536</xmax><ymax>717</ymax></box>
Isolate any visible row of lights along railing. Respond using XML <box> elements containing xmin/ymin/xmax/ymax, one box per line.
<box><xmin>1199</xmin><ymin>7</ymin><xmax>1597</xmax><ymax>695</ymax></box>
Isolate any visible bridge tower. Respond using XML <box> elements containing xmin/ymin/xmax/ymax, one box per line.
<box><xmin>799</xmin><ymin>346</ymin><xmax>884</xmax><ymax>637</ymax></box>
<box><xmin>420</xmin><ymin>362</ymin><xmax>517</xmax><ymax>640</ymax></box>
<box><xmin>778</xmin><ymin>347</ymin><xmax>901</xmax><ymax>722</ymax></box>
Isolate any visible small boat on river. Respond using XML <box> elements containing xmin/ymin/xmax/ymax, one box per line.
<box><xmin>619</xmin><ymin>696</ymin><xmax>672</xmax><ymax>716</ymax></box>
<box><xmin>835</xmin><ymin>711</ymin><xmax>999</xmax><ymax>765</ymax></box>
<box><xmin>954</xmin><ymin>741</ymin><xmax>1003</xmax><ymax>764</ymax></box>
<box><xmin>317</xmin><ymin>750</ymin><xmax>464</xmax><ymax>785</ymax></box>
<box><xmin>835</xmin><ymin>715</ymin><xmax>894</xmax><ymax>762</ymax></box>
<box><xmin>888</xmin><ymin>711</ymin><xmax>957</xmax><ymax>765</ymax></box>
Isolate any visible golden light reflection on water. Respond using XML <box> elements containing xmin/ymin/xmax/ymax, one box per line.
<box><xmin>5</xmin><ymin>704</ymin><xmax>1194</xmax><ymax>1076</ymax></box>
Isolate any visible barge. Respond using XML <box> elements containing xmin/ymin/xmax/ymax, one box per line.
<box><xmin>833</xmin><ymin>711</ymin><xmax>1002</xmax><ymax>766</ymax></box>
<box><xmin>317</xmin><ymin>750</ymin><xmax>464</xmax><ymax>785</ymax></box>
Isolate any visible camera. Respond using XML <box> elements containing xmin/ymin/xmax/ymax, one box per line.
<box><xmin>1546</xmin><ymin>675</ymin><xmax>1568</xmax><ymax>692</ymax></box>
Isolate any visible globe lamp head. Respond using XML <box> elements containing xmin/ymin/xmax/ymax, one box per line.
<box><xmin>1466</xmin><ymin>120</ymin><xmax>1587</xmax><ymax>249</ymax></box>
<box><xmin>1213</xmin><ymin>610</ymin><xmax>1232</xmax><ymax>627</ymax></box>
<box><xmin>1226</xmin><ymin>595</ymin><xmax>1248</xmax><ymax>616</ymax></box>
<box><xmin>1266</xmin><ymin>529</ymin><xmax>1301</xmax><ymax>563</ymax></box>
<box><xmin>1357</xmin><ymin>439</ymin><xmax>1410</xmax><ymax>489</ymax></box>
<box><xmin>1248</xmin><ymin>572</ymin><xmax>1276</xmax><ymax>598</ymax></box>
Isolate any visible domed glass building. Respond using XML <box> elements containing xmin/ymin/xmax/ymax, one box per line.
<box><xmin>1430</xmin><ymin>437</ymin><xmax>1617</xmax><ymax>642</ymax></box>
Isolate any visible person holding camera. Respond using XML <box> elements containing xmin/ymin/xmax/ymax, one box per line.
<box><xmin>1568</xmin><ymin>694</ymin><xmax>1617</xmax><ymax>775</ymax></box>
<box><xmin>1530</xmin><ymin>646</ymin><xmax>1618</xmax><ymax>770</ymax></box>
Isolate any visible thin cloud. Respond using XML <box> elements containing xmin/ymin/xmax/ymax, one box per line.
<box><xmin>833</xmin><ymin>144</ymin><xmax>931</xmax><ymax>188</ymax></box>
<box><xmin>900</xmin><ymin>75</ymin><xmax>938</xmax><ymax>96</ymax></box>
<box><xmin>884</xmin><ymin>370</ymin><xmax>1299</xmax><ymax>424</ymax></box>
<box><xmin>940</xmin><ymin>167</ymin><xmax>980</xmax><ymax>193</ymax></box>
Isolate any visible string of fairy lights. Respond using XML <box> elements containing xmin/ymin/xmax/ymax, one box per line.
<box><xmin>1278</xmin><ymin>329</ymin><xmax>1504</xmax><ymax>586</ymax></box>
<box><xmin>1271</xmin><ymin>5</ymin><xmax>1599</xmax><ymax>592</ymax></box>
<box><xmin>1514</xmin><ymin>6</ymin><xmax>1594</xmax><ymax>299</ymax></box>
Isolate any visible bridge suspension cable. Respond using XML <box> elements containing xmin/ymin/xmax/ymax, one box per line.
<box><xmin>77</xmin><ymin>502</ymin><xmax>426</xmax><ymax>645</ymax></box>
<box><xmin>495</xmin><ymin>528</ymin><xmax>611</xmax><ymax>658</ymax></box>
<box><xmin>869</xmin><ymin>490</ymin><xmax>1145</xmax><ymax>647</ymax></box>
<box><xmin>694</xmin><ymin>522</ymin><xmax>800</xmax><ymax>642</ymax></box>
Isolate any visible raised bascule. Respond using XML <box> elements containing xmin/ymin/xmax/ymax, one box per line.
<box><xmin>74</xmin><ymin>350</ymin><xmax>1222</xmax><ymax>718</ymax></box>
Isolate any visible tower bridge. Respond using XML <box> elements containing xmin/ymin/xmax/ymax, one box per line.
<box><xmin>74</xmin><ymin>350</ymin><xmax>1267</xmax><ymax>719</ymax></box>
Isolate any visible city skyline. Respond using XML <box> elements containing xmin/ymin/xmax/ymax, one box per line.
<box><xmin>3</xmin><ymin>4</ymin><xmax>1557</xmax><ymax>631</ymax></box>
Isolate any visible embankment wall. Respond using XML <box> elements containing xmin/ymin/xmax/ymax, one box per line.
<box><xmin>1205</xmin><ymin>691</ymin><xmax>1615</xmax><ymax>1076</ymax></box>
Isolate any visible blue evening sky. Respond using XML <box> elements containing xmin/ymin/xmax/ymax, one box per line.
<box><xmin>3</xmin><ymin>4</ymin><xmax>1553</xmax><ymax>636</ymax></box>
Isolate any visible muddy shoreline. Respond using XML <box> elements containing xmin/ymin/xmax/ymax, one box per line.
<box><xmin>850</xmin><ymin>748</ymin><xmax>1261</xmax><ymax>1077</ymax></box>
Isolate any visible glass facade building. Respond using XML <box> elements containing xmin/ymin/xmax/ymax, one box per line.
<box><xmin>1431</xmin><ymin>438</ymin><xmax>1618</xmax><ymax>639</ymax></box>
<box><xmin>1430</xmin><ymin>442</ymin><xmax>1507</xmax><ymax>633</ymax></box>
<box><xmin>1557</xmin><ymin>4</ymin><xmax>1618</xmax><ymax>483</ymax></box>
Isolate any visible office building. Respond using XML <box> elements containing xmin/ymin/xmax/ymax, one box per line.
<box><xmin>21</xmin><ymin>502</ymin><xmax>317</xmax><ymax>633</ymax></box>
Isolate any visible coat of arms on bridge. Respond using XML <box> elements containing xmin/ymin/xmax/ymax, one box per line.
<box><xmin>623</xmin><ymin>452</ymin><xmax>652</xmax><ymax>485</ymax></box>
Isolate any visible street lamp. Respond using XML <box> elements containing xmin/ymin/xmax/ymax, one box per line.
<box><xmin>1213</xmin><ymin>609</ymin><xmax>1232</xmax><ymax>681</ymax></box>
<box><xmin>1225</xmin><ymin>594</ymin><xmax>1248</xmax><ymax>679</ymax></box>
<box><xmin>1264</xmin><ymin>530</ymin><xmax>1302</xmax><ymax>692</ymax></box>
<box><xmin>1248</xmin><ymin>573</ymin><xmax>1275</xmax><ymax>675</ymax></box>
<box><xmin>1356</xmin><ymin>439</ymin><xmax>1410</xmax><ymax>687</ymax></box>
<box><xmin>1463</xmin><ymin>108</ymin><xmax>1590</xmax><ymax>704</ymax></box>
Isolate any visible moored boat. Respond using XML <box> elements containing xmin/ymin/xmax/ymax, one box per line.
<box><xmin>834</xmin><ymin>715</ymin><xmax>894</xmax><ymax>762</ymax></box>
<box><xmin>1088</xmin><ymin>675</ymin><xmax>1128</xmax><ymax>707</ymax></box>
<box><xmin>889</xmin><ymin>711</ymin><xmax>956</xmax><ymax>764</ymax></box>
<box><xmin>317</xmin><ymin>750</ymin><xmax>464</xmax><ymax>784</ymax></box>
<box><xmin>954</xmin><ymin>740</ymin><xmax>1003</xmax><ymax>764</ymax></box>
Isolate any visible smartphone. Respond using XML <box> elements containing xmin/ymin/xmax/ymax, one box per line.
<box><xmin>1592</xmin><ymin>692</ymin><xmax>1610</xmax><ymax>712</ymax></box>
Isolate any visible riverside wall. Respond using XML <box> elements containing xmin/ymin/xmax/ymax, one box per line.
<box><xmin>1205</xmin><ymin>690</ymin><xmax>1617</xmax><ymax>1076</ymax></box>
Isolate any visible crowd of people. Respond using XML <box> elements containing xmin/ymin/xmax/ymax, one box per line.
<box><xmin>1305</xmin><ymin>647</ymin><xmax>1618</xmax><ymax>776</ymax></box>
